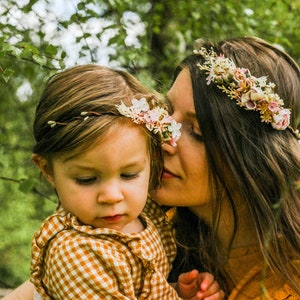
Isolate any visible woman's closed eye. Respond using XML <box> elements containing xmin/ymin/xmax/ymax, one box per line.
<box><xmin>190</xmin><ymin>125</ymin><xmax>203</xmax><ymax>142</ymax></box>
<box><xmin>182</xmin><ymin>122</ymin><xmax>203</xmax><ymax>142</ymax></box>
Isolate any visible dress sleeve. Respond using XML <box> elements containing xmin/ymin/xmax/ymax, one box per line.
<box><xmin>44</xmin><ymin>236</ymin><xmax>137</xmax><ymax>300</ymax></box>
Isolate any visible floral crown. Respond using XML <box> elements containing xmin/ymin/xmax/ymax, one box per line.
<box><xmin>193</xmin><ymin>47</ymin><xmax>300</xmax><ymax>140</ymax></box>
<box><xmin>47</xmin><ymin>98</ymin><xmax>181</xmax><ymax>146</ymax></box>
<box><xmin>116</xmin><ymin>97</ymin><xmax>181</xmax><ymax>146</ymax></box>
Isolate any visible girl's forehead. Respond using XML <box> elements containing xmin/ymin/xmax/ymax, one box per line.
<box><xmin>55</xmin><ymin>123</ymin><xmax>149</xmax><ymax>162</ymax></box>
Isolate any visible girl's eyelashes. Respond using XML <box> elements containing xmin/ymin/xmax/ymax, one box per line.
<box><xmin>75</xmin><ymin>173</ymin><xmax>139</xmax><ymax>184</ymax></box>
<box><xmin>121</xmin><ymin>173</ymin><xmax>138</xmax><ymax>180</ymax></box>
<box><xmin>76</xmin><ymin>177</ymin><xmax>97</xmax><ymax>185</ymax></box>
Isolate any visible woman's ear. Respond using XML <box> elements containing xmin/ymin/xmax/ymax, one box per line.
<box><xmin>31</xmin><ymin>153</ymin><xmax>55</xmax><ymax>188</ymax></box>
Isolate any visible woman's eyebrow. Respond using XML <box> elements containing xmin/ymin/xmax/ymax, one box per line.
<box><xmin>186</xmin><ymin>111</ymin><xmax>197</xmax><ymax>118</ymax></box>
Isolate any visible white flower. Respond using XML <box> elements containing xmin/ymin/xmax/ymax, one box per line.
<box><xmin>131</xmin><ymin>98</ymin><xmax>149</xmax><ymax>113</ymax></box>
<box><xmin>116</xmin><ymin>101</ymin><xmax>131</xmax><ymax>117</ymax></box>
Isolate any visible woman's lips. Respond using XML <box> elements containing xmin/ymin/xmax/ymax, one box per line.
<box><xmin>162</xmin><ymin>169</ymin><xmax>177</xmax><ymax>179</ymax></box>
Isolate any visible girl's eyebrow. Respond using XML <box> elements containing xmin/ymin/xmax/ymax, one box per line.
<box><xmin>65</xmin><ymin>164</ymin><xmax>98</xmax><ymax>171</ymax></box>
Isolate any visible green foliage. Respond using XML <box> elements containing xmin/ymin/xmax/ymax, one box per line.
<box><xmin>0</xmin><ymin>0</ymin><xmax>299</xmax><ymax>288</ymax></box>
<box><xmin>0</xmin><ymin>145</ymin><xmax>56</xmax><ymax>287</ymax></box>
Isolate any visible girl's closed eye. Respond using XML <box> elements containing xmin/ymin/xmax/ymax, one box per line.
<box><xmin>76</xmin><ymin>177</ymin><xmax>98</xmax><ymax>185</ymax></box>
<box><xmin>121</xmin><ymin>172</ymin><xmax>139</xmax><ymax>180</ymax></box>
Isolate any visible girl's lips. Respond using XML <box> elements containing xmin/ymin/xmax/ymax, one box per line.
<box><xmin>101</xmin><ymin>215</ymin><xmax>124</xmax><ymax>223</ymax></box>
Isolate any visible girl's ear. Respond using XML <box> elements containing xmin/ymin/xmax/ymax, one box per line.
<box><xmin>31</xmin><ymin>154</ymin><xmax>55</xmax><ymax>188</ymax></box>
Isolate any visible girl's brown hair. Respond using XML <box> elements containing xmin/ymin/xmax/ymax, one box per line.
<box><xmin>33</xmin><ymin>64</ymin><xmax>163</xmax><ymax>191</ymax></box>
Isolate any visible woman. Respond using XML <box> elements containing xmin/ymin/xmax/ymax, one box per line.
<box><xmin>4</xmin><ymin>36</ymin><xmax>300</xmax><ymax>299</ymax></box>
<box><xmin>156</xmin><ymin>36</ymin><xmax>300</xmax><ymax>298</ymax></box>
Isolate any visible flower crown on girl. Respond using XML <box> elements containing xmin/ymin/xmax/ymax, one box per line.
<box><xmin>116</xmin><ymin>98</ymin><xmax>181</xmax><ymax>146</ymax></box>
<box><xmin>48</xmin><ymin>98</ymin><xmax>182</xmax><ymax>147</ymax></box>
<box><xmin>193</xmin><ymin>47</ymin><xmax>300</xmax><ymax>140</ymax></box>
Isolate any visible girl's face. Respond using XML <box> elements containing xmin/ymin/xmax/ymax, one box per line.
<box><xmin>35</xmin><ymin>125</ymin><xmax>150</xmax><ymax>233</ymax></box>
<box><xmin>154</xmin><ymin>69</ymin><xmax>212</xmax><ymax>213</ymax></box>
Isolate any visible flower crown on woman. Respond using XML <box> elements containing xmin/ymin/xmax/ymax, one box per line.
<box><xmin>193</xmin><ymin>47</ymin><xmax>300</xmax><ymax>140</ymax></box>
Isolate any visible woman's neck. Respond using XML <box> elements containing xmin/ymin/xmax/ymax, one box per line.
<box><xmin>189</xmin><ymin>197</ymin><xmax>258</xmax><ymax>252</ymax></box>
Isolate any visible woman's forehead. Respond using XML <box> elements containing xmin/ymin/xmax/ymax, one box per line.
<box><xmin>166</xmin><ymin>69</ymin><xmax>196</xmax><ymax>118</ymax></box>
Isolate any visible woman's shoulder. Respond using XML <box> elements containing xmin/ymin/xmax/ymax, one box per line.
<box><xmin>228</xmin><ymin>259</ymin><xmax>300</xmax><ymax>299</ymax></box>
<box><xmin>229</xmin><ymin>282</ymin><xmax>300</xmax><ymax>300</ymax></box>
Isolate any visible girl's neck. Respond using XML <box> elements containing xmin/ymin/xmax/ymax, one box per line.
<box><xmin>121</xmin><ymin>217</ymin><xmax>145</xmax><ymax>234</ymax></box>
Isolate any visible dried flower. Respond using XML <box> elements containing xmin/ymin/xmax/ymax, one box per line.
<box><xmin>194</xmin><ymin>47</ymin><xmax>292</xmax><ymax>131</ymax></box>
<box><xmin>116</xmin><ymin>98</ymin><xmax>181</xmax><ymax>146</ymax></box>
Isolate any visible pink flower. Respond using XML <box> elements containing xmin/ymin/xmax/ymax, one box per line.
<box><xmin>234</xmin><ymin>68</ymin><xmax>248</xmax><ymax>82</ymax></box>
<box><xmin>196</xmin><ymin>47</ymin><xmax>295</xmax><ymax>135</ymax></box>
<box><xmin>271</xmin><ymin>109</ymin><xmax>291</xmax><ymax>130</ymax></box>
<box><xmin>116</xmin><ymin>98</ymin><xmax>182</xmax><ymax>145</ymax></box>
<box><xmin>245</xmin><ymin>100</ymin><xmax>256</xmax><ymax>110</ymax></box>
<box><xmin>268</xmin><ymin>101</ymin><xmax>280</xmax><ymax>112</ymax></box>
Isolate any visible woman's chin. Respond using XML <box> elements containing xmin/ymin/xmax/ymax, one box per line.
<box><xmin>152</xmin><ymin>188</ymin><xmax>166</xmax><ymax>205</ymax></box>
<box><xmin>153</xmin><ymin>186</ymin><xmax>179</xmax><ymax>206</ymax></box>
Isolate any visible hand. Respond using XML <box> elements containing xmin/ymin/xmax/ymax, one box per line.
<box><xmin>176</xmin><ymin>270</ymin><xmax>225</xmax><ymax>300</ymax></box>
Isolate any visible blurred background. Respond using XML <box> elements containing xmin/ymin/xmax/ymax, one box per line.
<box><xmin>1</xmin><ymin>0</ymin><xmax>300</xmax><ymax>290</ymax></box>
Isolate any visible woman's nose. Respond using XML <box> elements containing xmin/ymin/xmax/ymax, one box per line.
<box><xmin>162</xmin><ymin>141</ymin><xmax>177</xmax><ymax>155</ymax></box>
<box><xmin>97</xmin><ymin>181</ymin><xmax>124</xmax><ymax>204</ymax></box>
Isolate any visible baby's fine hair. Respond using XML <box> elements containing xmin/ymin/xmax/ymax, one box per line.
<box><xmin>32</xmin><ymin>64</ymin><xmax>163</xmax><ymax>191</ymax></box>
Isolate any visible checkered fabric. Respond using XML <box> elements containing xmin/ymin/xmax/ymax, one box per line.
<box><xmin>30</xmin><ymin>199</ymin><xmax>179</xmax><ymax>299</ymax></box>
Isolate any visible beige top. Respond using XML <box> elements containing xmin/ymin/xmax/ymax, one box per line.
<box><xmin>226</xmin><ymin>245</ymin><xmax>300</xmax><ymax>299</ymax></box>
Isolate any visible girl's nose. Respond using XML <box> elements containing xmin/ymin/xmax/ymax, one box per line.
<box><xmin>97</xmin><ymin>181</ymin><xmax>124</xmax><ymax>204</ymax></box>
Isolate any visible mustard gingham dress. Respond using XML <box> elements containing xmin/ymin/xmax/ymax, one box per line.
<box><xmin>30</xmin><ymin>199</ymin><xmax>179</xmax><ymax>299</ymax></box>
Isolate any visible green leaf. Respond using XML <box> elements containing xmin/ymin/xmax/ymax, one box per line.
<box><xmin>32</xmin><ymin>54</ymin><xmax>47</xmax><ymax>66</ymax></box>
<box><xmin>46</xmin><ymin>44</ymin><xmax>58</xmax><ymax>56</ymax></box>
<box><xmin>77</xmin><ymin>2</ymin><xmax>85</xmax><ymax>10</ymax></box>
<box><xmin>1</xmin><ymin>68</ymin><xmax>14</xmax><ymax>83</ymax></box>
<box><xmin>17</xmin><ymin>42</ymin><xmax>39</xmax><ymax>55</ymax></box>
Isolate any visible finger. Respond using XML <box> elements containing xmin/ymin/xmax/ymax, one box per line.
<box><xmin>196</xmin><ymin>281</ymin><xmax>224</xmax><ymax>299</ymax></box>
<box><xmin>178</xmin><ymin>269</ymin><xmax>200</xmax><ymax>285</ymax></box>
<box><xmin>197</xmin><ymin>272</ymin><xmax>215</xmax><ymax>291</ymax></box>
<box><xmin>198</xmin><ymin>289</ymin><xmax>225</xmax><ymax>300</ymax></box>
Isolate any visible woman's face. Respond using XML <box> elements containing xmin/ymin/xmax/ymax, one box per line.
<box><xmin>154</xmin><ymin>69</ymin><xmax>212</xmax><ymax>212</ymax></box>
